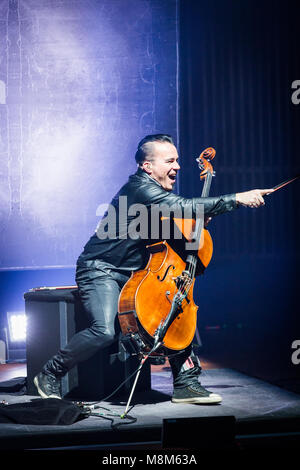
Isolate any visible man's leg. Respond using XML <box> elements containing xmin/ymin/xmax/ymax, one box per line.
<box><xmin>169</xmin><ymin>346</ymin><xmax>222</xmax><ymax>404</ymax></box>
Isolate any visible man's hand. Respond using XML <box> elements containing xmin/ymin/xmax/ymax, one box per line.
<box><xmin>235</xmin><ymin>189</ymin><xmax>274</xmax><ymax>208</ymax></box>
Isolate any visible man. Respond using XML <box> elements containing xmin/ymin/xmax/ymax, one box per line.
<box><xmin>34</xmin><ymin>134</ymin><xmax>272</xmax><ymax>404</ymax></box>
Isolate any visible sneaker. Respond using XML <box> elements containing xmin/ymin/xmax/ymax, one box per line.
<box><xmin>172</xmin><ymin>382</ymin><xmax>222</xmax><ymax>404</ymax></box>
<box><xmin>33</xmin><ymin>372</ymin><xmax>62</xmax><ymax>399</ymax></box>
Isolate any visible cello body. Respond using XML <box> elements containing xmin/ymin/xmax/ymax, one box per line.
<box><xmin>118</xmin><ymin>240</ymin><xmax>198</xmax><ymax>351</ymax></box>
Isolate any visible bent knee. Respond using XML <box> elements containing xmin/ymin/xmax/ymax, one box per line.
<box><xmin>90</xmin><ymin>324</ymin><xmax>115</xmax><ymax>343</ymax></box>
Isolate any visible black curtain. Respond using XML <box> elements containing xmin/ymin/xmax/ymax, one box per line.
<box><xmin>179</xmin><ymin>0</ymin><xmax>300</xmax><ymax>386</ymax></box>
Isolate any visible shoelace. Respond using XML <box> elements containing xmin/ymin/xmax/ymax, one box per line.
<box><xmin>189</xmin><ymin>381</ymin><xmax>211</xmax><ymax>395</ymax></box>
<box><xmin>47</xmin><ymin>375</ymin><xmax>61</xmax><ymax>394</ymax></box>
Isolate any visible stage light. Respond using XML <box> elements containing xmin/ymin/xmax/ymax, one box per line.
<box><xmin>7</xmin><ymin>312</ymin><xmax>27</xmax><ymax>342</ymax></box>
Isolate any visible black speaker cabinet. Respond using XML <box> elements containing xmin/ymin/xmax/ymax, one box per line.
<box><xmin>24</xmin><ymin>287</ymin><xmax>151</xmax><ymax>400</ymax></box>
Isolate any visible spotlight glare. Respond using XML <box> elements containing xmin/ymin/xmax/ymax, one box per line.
<box><xmin>7</xmin><ymin>312</ymin><xmax>27</xmax><ymax>342</ymax></box>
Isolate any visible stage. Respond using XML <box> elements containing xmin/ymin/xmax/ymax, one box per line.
<box><xmin>0</xmin><ymin>362</ymin><xmax>300</xmax><ymax>454</ymax></box>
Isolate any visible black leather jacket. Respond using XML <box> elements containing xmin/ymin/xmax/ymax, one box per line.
<box><xmin>77</xmin><ymin>168</ymin><xmax>237</xmax><ymax>273</ymax></box>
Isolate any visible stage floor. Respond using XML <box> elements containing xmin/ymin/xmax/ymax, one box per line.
<box><xmin>0</xmin><ymin>363</ymin><xmax>300</xmax><ymax>453</ymax></box>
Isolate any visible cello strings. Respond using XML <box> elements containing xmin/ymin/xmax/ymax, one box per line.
<box><xmin>177</xmin><ymin>275</ymin><xmax>193</xmax><ymax>300</ymax></box>
<box><xmin>176</xmin><ymin>255</ymin><xmax>197</xmax><ymax>300</ymax></box>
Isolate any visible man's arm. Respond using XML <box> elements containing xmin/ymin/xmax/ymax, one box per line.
<box><xmin>136</xmin><ymin>182</ymin><xmax>238</xmax><ymax>217</ymax></box>
<box><xmin>136</xmin><ymin>179</ymin><xmax>274</xmax><ymax>217</ymax></box>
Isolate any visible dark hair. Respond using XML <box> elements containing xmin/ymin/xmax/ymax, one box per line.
<box><xmin>135</xmin><ymin>134</ymin><xmax>174</xmax><ymax>165</ymax></box>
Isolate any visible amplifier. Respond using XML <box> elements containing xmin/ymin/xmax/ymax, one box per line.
<box><xmin>24</xmin><ymin>287</ymin><xmax>151</xmax><ymax>400</ymax></box>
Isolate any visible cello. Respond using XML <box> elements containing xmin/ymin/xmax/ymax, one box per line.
<box><xmin>118</xmin><ymin>147</ymin><xmax>216</xmax><ymax>355</ymax></box>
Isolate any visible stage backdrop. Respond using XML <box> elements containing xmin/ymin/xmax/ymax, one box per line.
<box><xmin>0</xmin><ymin>0</ymin><xmax>178</xmax><ymax>271</ymax></box>
<box><xmin>179</xmin><ymin>0</ymin><xmax>300</xmax><ymax>385</ymax></box>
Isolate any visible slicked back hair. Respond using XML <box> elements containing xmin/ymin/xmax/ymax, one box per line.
<box><xmin>135</xmin><ymin>134</ymin><xmax>174</xmax><ymax>166</ymax></box>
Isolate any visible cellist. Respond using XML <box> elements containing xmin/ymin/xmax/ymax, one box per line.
<box><xmin>34</xmin><ymin>134</ymin><xmax>273</xmax><ymax>405</ymax></box>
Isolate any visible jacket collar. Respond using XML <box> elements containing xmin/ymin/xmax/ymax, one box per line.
<box><xmin>135</xmin><ymin>166</ymin><xmax>162</xmax><ymax>188</ymax></box>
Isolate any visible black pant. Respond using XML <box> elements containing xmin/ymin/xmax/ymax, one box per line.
<box><xmin>43</xmin><ymin>260</ymin><xmax>201</xmax><ymax>389</ymax></box>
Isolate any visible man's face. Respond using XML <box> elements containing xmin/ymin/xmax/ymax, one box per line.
<box><xmin>141</xmin><ymin>141</ymin><xmax>180</xmax><ymax>191</ymax></box>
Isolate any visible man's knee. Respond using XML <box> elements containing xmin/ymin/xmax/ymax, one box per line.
<box><xmin>90</xmin><ymin>323</ymin><xmax>116</xmax><ymax>345</ymax></box>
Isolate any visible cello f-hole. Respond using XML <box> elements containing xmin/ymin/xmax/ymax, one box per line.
<box><xmin>157</xmin><ymin>264</ymin><xmax>175</xmax><ymax>282</ymax></box>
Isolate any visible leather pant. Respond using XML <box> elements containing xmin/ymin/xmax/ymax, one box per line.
<box><xmin>42</xmin><ymin>260</ymin><xmax>201</xmax><ymax>389</ymax></box>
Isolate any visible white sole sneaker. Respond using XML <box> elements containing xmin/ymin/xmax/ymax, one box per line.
<box><xmin>172</xmin><ymin>393</ymin><xmax>222</xmax><ymax>404</ymax></box>
<box><xmin>33</xmin><ymin>374</ymin><xmax>62</xmax><ymax>399</ymax></box>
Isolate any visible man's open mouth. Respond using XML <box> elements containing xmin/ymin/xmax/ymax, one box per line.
<box><xmin>168</xmin><ymin>174</ymin><xmax>176</xmax><ymax>181</ymax></box>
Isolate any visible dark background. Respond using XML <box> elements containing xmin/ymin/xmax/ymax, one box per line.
<box><xmin>0</xmin><ymin>0</ymin><xmax>299</xmax><ymax>390</ymax></box>
<box><xmin>179</xmin><ymin>0</ymin><xmax>300</xmax><ymax>389</ymax></box>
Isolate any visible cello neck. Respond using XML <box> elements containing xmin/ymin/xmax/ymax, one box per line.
<box><xmin>185</xmin><ymin>160</ymin><xmax>214</xmax><ymax>276</ymax></box>
<box><xmin>201</xmin><ymin>171</ymin><xmax>213</xmax><ymax>197</ymax></box>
